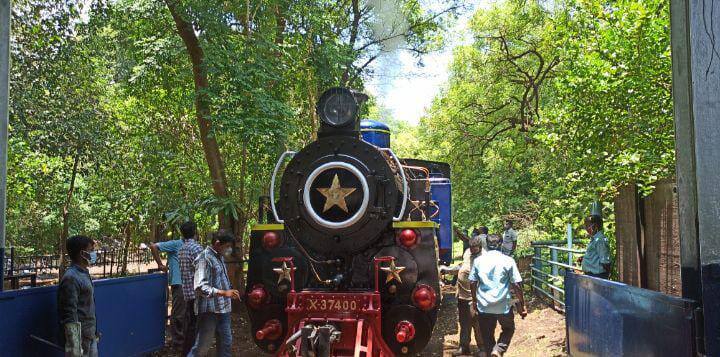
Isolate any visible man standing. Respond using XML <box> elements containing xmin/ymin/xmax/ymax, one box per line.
<box><xmin>469</xmin><ymin>234</ymin><xmax>527</xmax><ymax>357</ymax></box>
<box><xmin>501</xmin><ymin>221</ymin><xmax>517</xmax><ymax>256</ymax></box>
<box><xmin>178</xmin><ymin>221</ymin><xmax>204</xmax><ymax>356</ymax></box>
<box><xmin>189</xmin><ymin>230</ymin><xmax>241</xmax><ymax>357</ymax></box>
<box><xmin>58</xmin><ymin>235</ymin><xmax>99</xmax><ymax>357</ymax></box>
<box><xmin>454</xmin><ymin>226</ymin><xmax>488</xmax><ymax>254</ymax></box>
<box><xmin>475</xmin><ymin>226</ymin><xmax>489</xmax><ymax>254</ymax></box>
<box><xmin>580</xmin><ymin>215</ymin><xmax>611</xmax><ymax>279</ymax></box>
<box><xmin>150</xmin><ymin>234</ymin><xmax>185</xmax><ymax>349</ymax></box>
<box><xmin>444</xmin><ymin>234</ymin><xmax>485</xmax><ymax>356</ymax></box>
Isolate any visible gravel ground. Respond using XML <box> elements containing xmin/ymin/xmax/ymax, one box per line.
<box><xmin>156</xmin><ymin>287</ymin><xmax>566</xmax><ymax>356</ymax></box>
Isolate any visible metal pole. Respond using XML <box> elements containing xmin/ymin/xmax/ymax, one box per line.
<box><xmin>0</xmin><ymin>0</ymin><xmax>12</xmax><ymax>293</ymax></box>
<box><xmin>533</xmin><ymin>246</ymin><xmax>542</xmax><ymax>296</ymax></box>
<box><xmin>670</xmin><ymin>0</ymin><xmax>720</xmax><ymax>353</ymax></box>
<box><xmin>567</xmin><ymin>223</ymin><xmax>573</xmax><ymax>266</ymax></box>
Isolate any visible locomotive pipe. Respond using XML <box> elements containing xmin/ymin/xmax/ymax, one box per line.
<box><xmin>395</xmin><ymin>321</ymin><xmax>416</xmax><ymax>343</ymax></box>
<box><xmin>284</xmin><ymin>328</ymin><xmax>303</xmax><ymax>350</ymax></box>
<box><xmin>256</xmin><ymin>320</ymin><xmax>282</xmax><ymax>341</ymax></box>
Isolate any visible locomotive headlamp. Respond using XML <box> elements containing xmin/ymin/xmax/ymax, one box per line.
<box><xmin>317</xmin><ymin>87</ymin><xmax>360</xmax><ymax>128</ymax></box>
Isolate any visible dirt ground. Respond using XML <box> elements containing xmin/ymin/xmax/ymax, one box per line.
<box><xmin>157</xmin><ymin>288</ymin><xmax>566</xmax><ymax>357</ymax></box>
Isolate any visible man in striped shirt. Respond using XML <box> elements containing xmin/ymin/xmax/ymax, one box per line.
<box><xmin>188</xmin><ymin>230</ymin><xmax>240</xmax><ymax>357</ymax></box>
<box><xmin>178</xmin><ymin>221</ymin><xmax>204</xmax><ymax>356</ymax></box>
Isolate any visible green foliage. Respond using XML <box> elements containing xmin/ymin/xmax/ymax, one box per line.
<box><xmin>6</xmin><ymin>0</ymin><xmax>454</xmax><ymax>253</ymax></box>
<box><xmin>418</xmin><ymin>0</ymin><xmax>674</xmax><ymax>249</ymax></box>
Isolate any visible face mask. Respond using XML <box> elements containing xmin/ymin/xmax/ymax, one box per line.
<box><xmin>83</xmin><ymin>250</ymin><xmax>98</xmax><ymax>265</ymax></box>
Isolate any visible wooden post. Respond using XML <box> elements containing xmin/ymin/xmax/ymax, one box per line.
<box><xmin>670</xmin><ymin>0</ymin><xmax>720</xmax><ymax>353</ymax></box>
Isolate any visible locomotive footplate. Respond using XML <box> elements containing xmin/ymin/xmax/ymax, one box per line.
<box><xmin>280</xmin><ymin>291</ymin><xmax>394</xmax><ymax>357</ymax></box>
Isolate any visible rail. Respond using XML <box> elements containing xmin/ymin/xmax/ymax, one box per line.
<box><xmin>530</xmin><ymin>224</ymin><xmax>586</xmax><ymax>310</ymax></box>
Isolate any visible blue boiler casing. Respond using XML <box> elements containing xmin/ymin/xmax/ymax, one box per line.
<box><xmin>360</xmin><ymin>119</ymin><xmax>391</xmax><ymax>148</ymax></box>
<box><xmin>359</xmin><ymin>119</ymin><xmax>453</xmax><ymax>264</ymax></box>
<box><xmin>430</xmin><ymin>175</ymin><xmax>453</xmax><ymax>264</ymax></box>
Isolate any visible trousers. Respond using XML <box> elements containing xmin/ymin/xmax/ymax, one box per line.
<box><xmin>188</xmin><ymin>312</ymin><xmax>232</xmax><ymax>357</ymax></box>
<box><xmin>477</xmin><ymin>311</ymin><xmax>515</xmax><ymax>354</ymax></box>
<box><xmin>170</xmin><ymin>285</ymin><xmax>186</xmax><ymax>347</ymax></box>
<box><xmin>457</xmin><ymin>298</ymin><xmax>483</xmax><ymax>350</ymax></box>
<box><xmin>181</xmin><ymin>299</ymin><xmax>197</xmax><ymax>356</ymax></box>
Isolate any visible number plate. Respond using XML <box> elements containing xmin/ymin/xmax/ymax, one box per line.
<box><xmin>304</xmin><ymin>296</ymin><xmax>361</xmax><ymax>312</ymax></box>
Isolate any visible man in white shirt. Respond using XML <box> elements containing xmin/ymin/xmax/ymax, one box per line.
<box><xmin>469</xmin><ymin>234</ymin><xmax>527</xmax><ymax>357</ymax></box>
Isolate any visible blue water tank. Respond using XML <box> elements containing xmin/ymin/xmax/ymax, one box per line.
<box><xmin>360</xmin><ymin>119</ymin><xmax>391</xmax><ymax>148</ymax></box>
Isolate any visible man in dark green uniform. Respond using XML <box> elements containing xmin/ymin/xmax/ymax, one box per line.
<box><xmin>579</xmin><ymin>215</ymin><xmax>611</xmax><ymax>279</ymax></box>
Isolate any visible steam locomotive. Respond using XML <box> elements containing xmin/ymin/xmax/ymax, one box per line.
<box><xmin>244</xmin><ymin>88</ymin><xmax>453</xmax><ymax>356</ymax></box>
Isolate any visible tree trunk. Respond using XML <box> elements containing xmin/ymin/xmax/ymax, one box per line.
<box><xmin>164</xmin><ymin>0</ymin><xmax>235</xmax><ymax>231</ymax></box>
<box><xmin>342</xmin><ymin>0</ymin><xmax>362</xmax><ymax>84</ymax></box>
<box><xmin>58</xmin><ymin>154</ymin><xmax>80</xmax><ymax>280</ymax></box>
<box><xmin>165</xmin><ymin>1</ymin><xmax>244</xmax><ymax>301</ymax></box>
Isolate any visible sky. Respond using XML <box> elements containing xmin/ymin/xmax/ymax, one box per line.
<box><xmin>364</xmin><ymin>1</ymin><xmax>486</xmax><ymax>125</ymax></box>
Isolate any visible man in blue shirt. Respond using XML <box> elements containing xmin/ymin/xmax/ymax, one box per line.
<box><xmin>470</xmin><ymin>234</ymin><xmax>527</xmax><ymax>357</ymax></box>
<box><xmin>150</xmin><ymin>236</ymin><xmax>185</xmax><ymax>349</ymax></box>
<box><xmin>579</xmin><ymin>215</ymin><xmax>611</xmax><ymax>279</ymax></box>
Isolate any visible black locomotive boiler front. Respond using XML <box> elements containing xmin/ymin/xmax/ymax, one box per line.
<box><xmin>245</xmin><ymin>88</ymin><xmax>441</xmax><ymax>356</ymax></box>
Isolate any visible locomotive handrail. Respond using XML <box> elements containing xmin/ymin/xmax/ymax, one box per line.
<box><xmin>378</xmin><ymin>148</ymin><xmax>408</xmax><ymax>221</ymax></box>
<box><xmin>270</xmin><ymin>150</ymin><xmax>296</xmax><ymax>224</ymax></box>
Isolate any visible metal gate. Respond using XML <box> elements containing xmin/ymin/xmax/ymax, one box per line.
<box><xmin>565</xmin><ymin>272</ymin><xmax>698</xmax><ymax>356</ymax></box>
<box><xmin>0</xmin><ymin>273</ymin><xmax>167</xmax><ymax>356</ymax></box>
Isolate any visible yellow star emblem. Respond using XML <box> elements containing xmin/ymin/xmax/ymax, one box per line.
<box><xmin>316</xmin><ymin>174</ymin><xmax>356</xmax><ymax>213</ymax></box>
<box><xmin>380</xmin><ymin>260</ymin><xmax>406</xmax><ymax>284</ymax></box>
<box><xmin>273</xmin><ymin>262</ymin><xmax>294</xmax><ymax>284</ymax></box>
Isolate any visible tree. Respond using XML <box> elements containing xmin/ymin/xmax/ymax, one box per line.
<box><xmin>419</xmin><ymin>0</ymin><xmax>674</xmax><ymax>239</ymax></box>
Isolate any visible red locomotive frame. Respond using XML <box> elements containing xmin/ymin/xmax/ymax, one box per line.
<box><xmin>270</xmin><ymin>256</ymin><xmax>398</xmax><ymax>356</ymax></box>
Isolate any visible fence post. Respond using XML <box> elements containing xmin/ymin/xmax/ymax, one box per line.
<box><xmin>550</xmin><ymin>246</ymin><xmax>560</xmax><ymax>308</ymax></box>
<box><xmin>567</xmin><ymin>223</ymin><xmax>574</xmax><ymax>266</ymax></box>
<box><xmin>533</xmin><ymin>245</ymin><xmax>541</xmax><ymax>296</ymax></box>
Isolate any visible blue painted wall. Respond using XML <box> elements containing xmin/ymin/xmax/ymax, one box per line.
<box><xmin>0</xmin><ymin>273</ymin><xmax>167</xmax><ymax>356</ymax></box>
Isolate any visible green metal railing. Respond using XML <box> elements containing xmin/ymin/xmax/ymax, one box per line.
<box><xmin>530</xmin><ymin>224</ymin><xmax>586</xmax><ymax>310</ymax></box>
